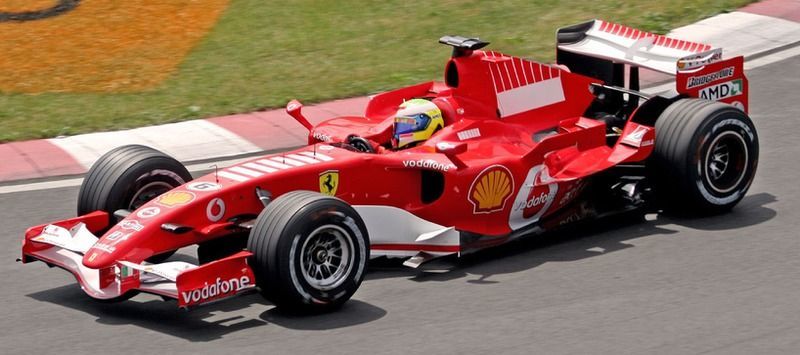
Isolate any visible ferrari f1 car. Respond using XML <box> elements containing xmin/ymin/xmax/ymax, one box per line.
<box><xmin>21</xmin><ymin>20</ymin><xmax>758</xmax><ymax>312</ymax></box>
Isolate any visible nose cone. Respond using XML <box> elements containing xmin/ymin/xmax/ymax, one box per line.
<box><xmin>82</xmin><ymin>248</ymin><xmax>116</xmax><ymax>269</ymax></box>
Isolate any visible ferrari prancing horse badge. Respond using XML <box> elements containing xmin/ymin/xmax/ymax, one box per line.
<box><xmin>319</xmin><ymin>170</ymin><xmax>339</xmax><ymax>196</ymax></box>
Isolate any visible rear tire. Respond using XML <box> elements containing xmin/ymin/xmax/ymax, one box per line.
<box><xmin>649</xmin><ymin>99</ymin><xmax>758</xmax><ymax>214</ymax></box>
<box><xmin>247</xmin><ymin>191</ymin><xmax>369</xmax><ymax>313</ymax></box>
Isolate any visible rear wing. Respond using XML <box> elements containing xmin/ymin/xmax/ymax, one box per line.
<box><xmin>557</xmin><ymin>19</ymin><xmax>719</xmax><ymax>74</ymax></box>
<box><xmin>556</xmin><ymin>19</ymin><xmax>749</xmax><ymax>112</ymax></box>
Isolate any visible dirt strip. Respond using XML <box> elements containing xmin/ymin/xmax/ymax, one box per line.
<box><xmin>0</xmin><ymin>0</ymin><xmax>229</xmax><ymax>93</ymax></box>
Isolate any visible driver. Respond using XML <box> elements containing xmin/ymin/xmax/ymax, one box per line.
<box><xmin>392</xmin><ymin>99</ymin><xmax>444</xmax><ymax>149</ymax></box>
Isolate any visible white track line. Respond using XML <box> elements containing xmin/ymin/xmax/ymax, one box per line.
<box><xmin>0</xmin><ymin>178</ymin><xmax>86</xmax><ymax>194</ymax></box>
<box><xmin>2</xmin><ymin>43</ymin><xmax>799</xmax><ymax>195</ymax></box>
<box><xmin>745</xmin><ymin>44</ymin><xmax>800</xmax><ymax>69</ymax></box>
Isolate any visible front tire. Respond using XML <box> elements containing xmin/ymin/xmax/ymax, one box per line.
<box><xmin>650</xmin><ymin>99</ymin><xmax>758</xmax><ymax>214</ymax></box>
<box><xmin>78</xmin><ymin>145</ymin><xmax>192</xmax><ymax>217</ymax></box>
<box><xmin>247</xmin><ymin>191</ymin><xmax>369</xmax><ymax>313</ymax></box>
<box><xmin>78</xmin><ymin>145</ymin><xmax>191</xmax><ymax>264</ymax></box>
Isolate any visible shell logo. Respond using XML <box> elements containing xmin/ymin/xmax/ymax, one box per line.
<box><xmin>468</xmin><ymin>165</ymin><xmax>514</xmax><ymax>214</ymax></box>
<box><xmin>156</xmin><ymin>191</ymin><xmax>196</xmax><ymax>207</ymax></box>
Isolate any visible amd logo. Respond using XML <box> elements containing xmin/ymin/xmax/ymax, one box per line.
<box><xmin>699</xmin><ymin>79</ymin><xmax>743</xmax><ymax>101</ymax></box>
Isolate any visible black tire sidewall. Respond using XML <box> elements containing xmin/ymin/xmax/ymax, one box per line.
<box><xmin>652</xmin><ymin>100</ymin><xmax>759</xmax><ymax>213</ymax></box>
<box><xmin>77</xmin><ymin>145</ymin><xmax>191</xmax><ymax>267</ymax></box>
<box><xmin>686</xmin><ymin>111</ymin><xmax>758</xmax><ymax>208</ymax></box>
<box><xmin>248</xmin><ymin>192</ymin><xmax>370</xmax><ymax>312</ymax></box>
<box><xmin>277</xmin><ymin>199</ymin><xmax>368</xmax><ymax>309</ymax></box>
<box><xmin>105</xmin><ymin>157</ymin><xmax>190</xmax><ymax>212</ymax></box>
<box><xmin>78</xmin><ymin>145</ymin><xmax>191</xmax><ymax>219</ymax></box>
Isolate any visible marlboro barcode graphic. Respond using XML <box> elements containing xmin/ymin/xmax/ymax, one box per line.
<box><xmin>482</xmin><ymin>51</ymin><xmax>566</xmax><ymax>117</ymax></box>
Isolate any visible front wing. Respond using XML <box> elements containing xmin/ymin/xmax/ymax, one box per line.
<box><xmin>20</xmin><ymin>213</ymin><xmax>255</xmax><ymax>308</ymax></box>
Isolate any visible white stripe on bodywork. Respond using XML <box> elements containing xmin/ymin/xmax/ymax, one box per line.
<box><xmin>488</xmin><ymin>63</ymin><xmax>500</xmax><ymax>93</ymax></box>
<box><xmin>257</xmin><ymin>159</ymin><xmax>292</xmax><ymax>169</ymax></box>
<box><xmin>218</xmin><ymin>171</ymin><xmax>249</xmax><ymax>182</ymax></box>
<box><xmin>496</xmin><ymin>77</ymin><xmax>565</xmax><ymax>118</ymax></box>
<box><xmin>287</xmin><ymin>154</ymin><xmax>320</xmax><ymax>164</ymax></box>
<box><xmin>300</xmin><ymin>151</ymin><xmax>333</xmax><ymax>161</ymax></box>
<box><xmin>503</xmin><ymin>61</ymin><xmax>513</xmax><ymax>89</ymax></box>
<box><xmin>270</xmin><ymin>156</ymin><xmax>305</xmax><ymax>166</ymax></box>
<box><xmin>243</xmin><ymin>162</ymin><xmax>278</xmax><ymax>173</ymax></box>
<box><xmin>229</xmin><ymin>166</ymin><xmax>263</xmax><ymax>177</ymax></box>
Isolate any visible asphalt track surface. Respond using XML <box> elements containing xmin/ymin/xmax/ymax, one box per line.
<box><xmin>1</xmin><ymin>55</ymin><xmax>799</xmax><ymax>354</ymax></box>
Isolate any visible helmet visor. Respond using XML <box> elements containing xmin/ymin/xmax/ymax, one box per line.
<box><xmin>394</xmin><ymin>113</ymin><xmax>431</xmax><ymax>136</ymax></box>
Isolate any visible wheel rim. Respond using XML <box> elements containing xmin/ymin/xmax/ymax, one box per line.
<box><xmin>704</xmin><ymin>131</ymin><xmax>748</xmax><ymax>194</ymax></box>
<box><xmin>128</xmin><ymin>181</ymin><xmax>173</xmax><ymax>210</ymax></box>
<box><xmin>300</xmin><ymin>224</ymin><xmax>354</xmax><ymax>291</ymax></box>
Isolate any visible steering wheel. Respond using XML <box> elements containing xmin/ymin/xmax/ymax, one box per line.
<box><xmin>346</xmin><ymin>134</ymin><xmax>375</xmax><ymax>153</ymax></box>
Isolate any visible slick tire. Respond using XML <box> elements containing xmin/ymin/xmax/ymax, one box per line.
<box><xmin>77</xmin><ymin>145</ymin><xmax>192</xmax><ymax>264</ymax></box>
<box><xmin>650</xmin><ymin>99</ymin><xmax>758</xmax><ymax>214</ymax></box>
<box><xmin>247</xmin><ymin>191</ymin><xmax>369</xmax><ymax>313</ymax></box>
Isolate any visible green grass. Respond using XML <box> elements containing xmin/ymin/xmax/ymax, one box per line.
<box><xmin>0</xmin><ymin>0</ymin><xmax>754</xmax><ymax>142</ymax></box>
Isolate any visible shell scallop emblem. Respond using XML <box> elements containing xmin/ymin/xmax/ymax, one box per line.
<box><xmin>156</xmin><ymin>191</ymin><xmax>196</xmax><ymax>208</ymax></box>
<box><xmin>468</xmin><ymin>165</ymin><xmax>514</xmax><ymax>213</ymax></box>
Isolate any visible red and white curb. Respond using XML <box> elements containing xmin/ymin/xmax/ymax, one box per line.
<box><xmin>1</xmin><ymin>0</ymin><xmax>798</xmax><ymax>185</ymax></box>
<box><xmin>48</xmin><ymin>120</ymin><xmax>261</xmax><ymax>170</ymax></box>
<box><xmin>0</xmin><ymin>96</ymin><xmax>368</xmax><ymax>183</ymax></box>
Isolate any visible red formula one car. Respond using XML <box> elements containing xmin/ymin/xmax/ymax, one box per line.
<box><xmin>20</xmin><ymin>20</ymin><xmax>758</xmax><ymax>312</ymax></box>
